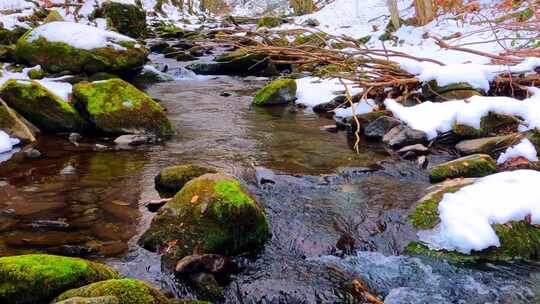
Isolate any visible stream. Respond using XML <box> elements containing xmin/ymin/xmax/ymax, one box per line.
<box><xmin>1</xmin><ymin>53</ymin><xmax>540</xmax><ymax>303</ymax></box>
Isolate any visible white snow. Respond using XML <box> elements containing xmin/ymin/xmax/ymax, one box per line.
<box><xmin>295</xmin><ymin>77</ymin><xmax>361</xmax><ymax>107</ymax></box>
<box><xmin>26</xmin><ymin>21</ymin><xmax>135</xmax><ymax>50</ymax></box>
<box><xmin>385</xmin><ymin>96</ymin><xmax>540</xmax><ymax>140</ymax></box>
<box><xmin>0</xmin><ymin>131</ymin><xmax>20</xmax><ymax>154</ymax></box>
<box><xmin>333</xmin><ymin>99</ymin><xmax>375</xmax><ymax>118</ymax></box>
<box><xmin>418</xmin><ymin>170</ymin><xmax>540</xmax><ymax>254</ymax></box>
<box><xmin>497</xmin><ymin>139</ymin><xmax>539</xmax><ymax>164</ymax></box>
<box><xmin>36</xmin><ymin>80</ymin><xmax>73</xmax><ymax>102</ymax></box>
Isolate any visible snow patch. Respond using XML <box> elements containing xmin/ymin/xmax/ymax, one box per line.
<box><xmin>26</xmin><ymin>21</ymin><xmax>135</xmax><ymax>50</ymax></box>
<box><xmin>418</xmin><ymin>170</ymin><xmax>540</xmax><ymax>254</ymax></box>
<box><xmin>295</xmin><ymin>77</ymin><xmax>361</xmax><ymax>107</ymax></box>
<box><xmin>497</xmin><ymin>139</ymin><xmax>538</xmax><ymax>164</ymax></box>
<box><xmin>0</xmin><ymin>131</ymin><xmax>20</xmax><ymax>154</ymax></box>
<box><xmin>333</xmin><ymin>99</ymin><xmax>375</xmax><ymax>118</ymax></box>
<box><xmin>385</xmin><ymin>96</ymin><xmax>540</xmax><ymax>140</ymax></box>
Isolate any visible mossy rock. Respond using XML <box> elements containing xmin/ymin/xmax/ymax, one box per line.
<box><xmin>0</xmin><ymin>97</ymin><xmax>37</xmax><ymax>143</ymax></box>
<box><xmin>155</xmin><ymin>164</ymin><xmax>218</xmax><ymax>197</ymax></box>
<box><xmin>0</xmin><ymin>254</ymin><xmax>119</xmax><ymax>304</ymax></box>
<box><xmin>408</xmin><ymin>178</ymin><xmax>540</xmax><ymax>262</ymax></box>
<box><xmin>73</xmin><ymin>78</ymin><xmax>174</xmax><ymax>137</ymax></box>
<box><xmin>293</xmin><ymin>33</ymin><xmax>327</xmax><ymax>47</ymax></box>
<box><xmin>409</xmin><ymin>178</ymin><xmax>476</xmax><ymax>230</ymax></box>
<box><xmin>452</xmin><ymin>112</ymin><xmax>518</xmax><ymax>138</ymax></box>
<box><xmin>256</xmin><ymin>16</ymin><xmax>284</xmax><ymax>28</ymax></box>
<box><xmin>44</xmin><ymin>10</ymin><xmax>65</xmax><ymax>23</ymax></box>
<box><xmin>186</xmin><ymin>49</ymin><xmax>269</xmax><ymax>76</ymax></box>
<box><xmin>54</xmin><ymin>296</ymin><xmax>120</xmax><ymax>304</ymax></box>
<box><xmin>0</xmin><ymin>26</ymin><xmax>27</xmax><ymax>45</ymax></box>
<box><xmin>422</xmin><ymin>80</ymin><xmax>483</xmax><ymax>101</ymax></box>
<box><xmin>429</xmin><ymin>154</ymin><xmax>496</xmax><ymax>183</ymax></box>
<box><xmin>54</xmin><ymin>279</ymin><xmax>168</xmax><ymax>304</ymax></box>
<box><xmin>92</xmin><ymin>2</ymin><xmax>146</xmax><ymax>38</ymax></box>
<box><xmin>27</xmin><ymin>66</ymin><xmax>45</xmax><ymax>79</ymax></box>
<box><xmin>455</xmin><ymin>133</ymin><xmax>523</xmax><ymax>156</ymax></box>
<box><xmin>15</xmin><ymin>22</ymin><xmax>148</xmax><ymax>75</ymax></box>
<box><xmin>0</xmin><ymin>79</ymin><xmax>89</xmax><ymax>132</ymax></box>
<box><xmin>253</xmin><ymin>79</ymin><xmax>296</xmax><ymax>106</ymax></box>
<box><xmin>139</xmin><ymin>173</ymin><xmax>270</xmax><ymax>267</ymax></box>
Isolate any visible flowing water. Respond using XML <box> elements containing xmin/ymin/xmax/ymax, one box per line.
<box><xmin>1</xmin><ymin>56</ymin><xmax>540</xmax><ymax>303</ymax></box>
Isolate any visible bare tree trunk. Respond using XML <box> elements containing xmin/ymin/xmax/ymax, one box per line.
<box><xmin>386</xmin><ymin>0</ymin><xmax>400</xmax><ymax>29</ymax></box>
<box><xmin>414</xmin><ymin>0</ymin><xmax>435</xmax><ymax>25</ymax></box>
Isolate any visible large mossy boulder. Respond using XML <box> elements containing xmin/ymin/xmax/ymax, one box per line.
<box><xmin>422</xmin><ymin>81</ymin><xmax>483</xmax><ymax>101</ymax></box>
<box><xmin>53</xmin><ymin>279</ymin><xmax>168</xmax><ymax>304</ymax></box>
<box><xmin>0</xmin><ymin>79</ymin><xmax>89</xmax><ymax>132</ymax></box>
<box><xmin>15</xmin><ymin>22</ymin><xmax>148</xmax><ymax>74</ymax></box>
<box><xmin>452</xmin><ymin>112</ymin><xmax>518</xmax><ymax>138</ymax></box>
<box><xmin>408</xmin><ymin>178</ymin><xmax>540</xmax><ymax>262</ymax></box>
<box><xmin>92</xmin><ymin>2</ymin><xmax>146</xmax><ymax>38</ymax></box>
<box><xmin>73</xmin><ymin>78</ymin><xmax>174</xmax><ymax>137</ymax></box>
<box><xmin>139</xmin><ymin>173</ymin><xmax>270</xmax><ymax>267</ymax></box>
<box><xmin>155</xmin><ymin>164</ymin><xmax>218</xmax><ymax>197</ymax></box>
<box><xmin>0</xmin><ymin>254</ymin><xmax>120</xmax><ymax>304</ymax></box>
<box><xmin>0</xmin><ymin>97</ymin><xmax>37</xmax><ymax>143</ymax></box>
<box><xmin>429</xmin><ymin>154</ymin><xmax>497</xmax><ymax>183</ymax></box>
<box><xmin>252</xmin><ymin>79</ymin><xmax>296</xmax><ymax>106</ymax></box>
<box><xmin>186</xmin><ymin>49</ymin><xmax>272</xmax><ymax>76</ymax></box>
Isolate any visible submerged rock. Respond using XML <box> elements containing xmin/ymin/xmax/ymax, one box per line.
<box><xmin>382</xmin><ymin>124</ymin><xmax>427</xmax><ymax>148</ymax></box>
<box><xmin>155</xmin><ymin>164</ymin><xmax>218</xmax><ymax>197</ymax></box>
<box><xmin>73</xmin><ymin>78</ymin><xmax>174</xmax><ymax>137</ymax></box>
<box><xmin>139</xmin><ymin>173</ymin><xmax>270</xmax><ymax>267</ymax></box>
<box><xmin>0</xmin><ymin>79</ymin><xmax>89</xmax><ymax>132</ymax></box>
<box><xmin>0</xmin><ymin>254</ymin><xmax>119</xmax><ymax>304</ymax></box>
<box><xmin>252</xmin><ymin>79</ymin><xmax>296</xmax><ymax>106</ymax></box>
<box><xmin>429</xmin><ymin>154</ymin><xmax>497</xmax><ymax>183</ymax></box>
<box><xmin>0</xmin><ymin>97</ymin><xmax>37</xmax><ymax>142</ymax></box>
<box><xmin>92</xmin><ymin>2</ymin><xmax>146</xmax><ymax>38</ymax></box>
<box><xmin>53</xmin><ymin>279</ymin><xmax>168</xmax><ymax>304</ymax></box>
<box><xmin>15</xmin><ymin>22</ymin><xmax>148</xmax><ymax>74</ymax></box>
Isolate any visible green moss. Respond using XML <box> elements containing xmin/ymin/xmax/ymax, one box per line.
<box><xmin>93</xmin><ymin>2</ymin><xmax>146</xmax><ymax>38</ymax></box>
<box><xmin>139</xmin><ymin>174</ymin><xmax>270</xmax><ymax>264</ymax></box>
<box><xmin>256</xmin><ymin>16</ymin><xmax>283</xmax><ymax>28</ymax></box>
<box><xmin>409</xmin><ymin>184</ymin><xmax>467</xmax><ymax>229</ymax></box>
<box><xmin>253</xmin><ymin>79</ymin><xmax>296</xmax><ymax>106</ymax></box>
<box><xmin>54</xmin><ymin>279</ymin><xmax>168</xmax><ymax>304</ymax></box>
<box><xmin>44</xmin><ymin>10</ymin><xmax>64</xmax><ymax>23</ymax></box>
<box><xmin>27</xmin><ymin>67</ymin><xmax>44</xmax><ymax>79</ymax></box>
<box><xmin>294</xmin><ymin>33</ymin><xmax>327</xmax><ymax>47</ymax></box>
<box><xmin>15</xmin><ymin>31</ymin><xmax>148</xmax><ymax>74</ymax></box>
<box><xmin>405</xmin><ymin>242</ymin><xmax>480</xmax><ymax>263</ymax></box>
<box><xmin>155</xmin><ymin>164</ymin><xmax>217</xmax><ymax>197</ymax></box>
<box><xmin>73</xmin><ymin>78</ymin><xmax>174</xmax><ymax>137</ymax></box>
<box><xmin>53</xmin><ymin>296</ymin><xmax>120</xmax><ymax>304</ymax></box>
<box><xmin>429</xmin><ymin>154</ymin><xmax>497</xmax><ymax>183</ymax></box>
<box><xmin>0</xmin><ymin>79</ymin><xmax>89</xmax><ymax>132</ymax></box>
<box><xmin>0</xmin><ymin>254</ymin><xmax>119</xmax><ymax>304</ymax></box>
<box><xmin>453</xmin><ymin>113</ymin><xmax>518</xmax><ymax>138</ymax></box>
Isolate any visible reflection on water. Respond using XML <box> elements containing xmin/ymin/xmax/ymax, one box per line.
<box><xmin>0</xmin><ymin>140</ymin><xmax>147</xmax><ymax>257</ymax></box>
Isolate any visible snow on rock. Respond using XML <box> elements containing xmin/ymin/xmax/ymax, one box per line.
<box><xmin>26</xmin><ymin>21</ymin><xmax>135</xmax><ymax>50</ymax></box>
<box><xmin>385</xmin><ymin>96</ymin><xmax>540</xmax><ymax>140</ymax></box>
<box><xmin>296</xmin><ymin>77</ymin><xmax>361</xmax><ymax>107</ymax></box>
<box><xmin>36</xmin><ymin>80</ymin><xmax>73</xmax><ymax>102</ymax></box>
<box><xmin>497</xmin><ymin>139</ymin><xmax>538</xmax><ymax>164</ymax></box>
<box><xmin>0</xmin><ymin>130</ymin><xmax>20</xmax><ymax>154</ymax></box>
<box><xmin>418</xmin><ymin>170</ymin><xmax>540</xmax><ymax>254</ymax></box>
<box><xmin>333</xmin><ymin>99</ymin><xmax>375</xmax><ymax>118</ymax></box>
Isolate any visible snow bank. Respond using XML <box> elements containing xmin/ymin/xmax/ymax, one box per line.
<box><xmin>385</xmin><ymin>96</ymin><xmax>540</xmax><ymax>140</ymax></box>
<box><xmin>401</xmin><ymin>58</ymin><xmax>540</xmax><ymax>92</ymax></box>
<box><xmin>296</xmin><ymin>77</ymin><xmax>361</xmax><ymax>107</ymax></box>
<box><xmin>497</xmin><ymin>139</ymin><xmax>538</xmax><ymax>164</ymax></box>
<box><xmin>26</xmin><ymin>21</ymin><xmax>135</xmax><ymax>50</ymax></box>
<box><xmin>418</xmin><ymin>170</ymin><xmax>540</xmax><ymax>254</ymax></box>
<box><xmin>0</xmin><ymin>131</ymin><xmax>20</xmax><ymax>154</ymax></box>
